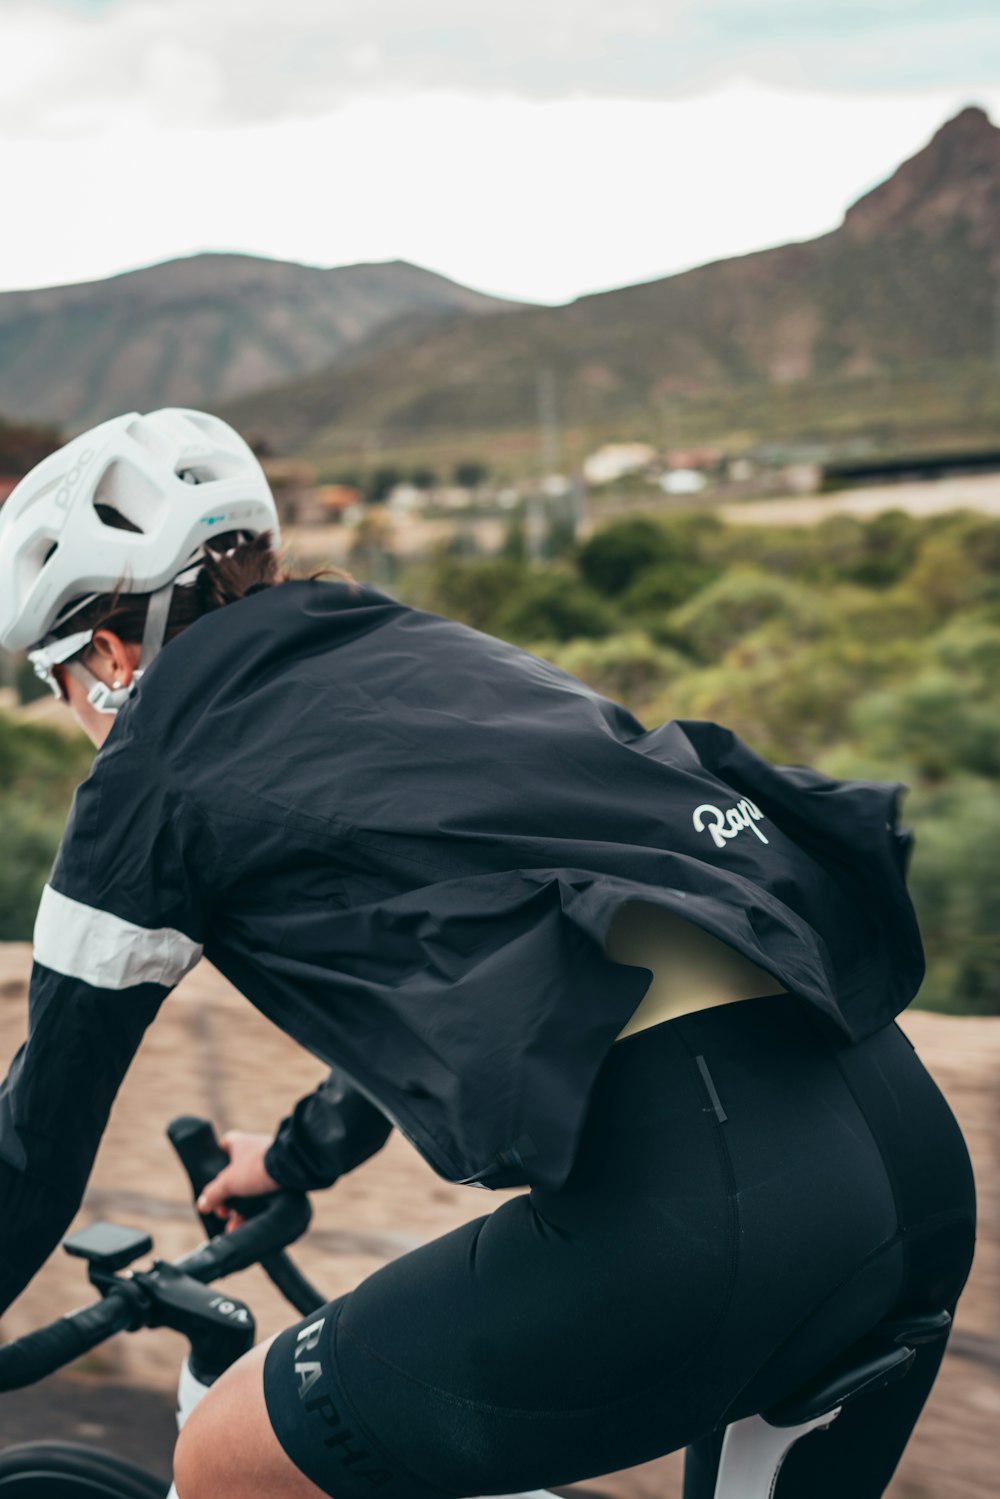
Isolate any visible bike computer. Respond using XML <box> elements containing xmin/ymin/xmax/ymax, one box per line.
<box><xmin>63</xmin><ymin>1222</ymin><xmax>153</xmax><ymax>1273</ymax></box>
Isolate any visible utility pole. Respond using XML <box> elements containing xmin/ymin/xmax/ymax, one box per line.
<box><xmin>537</xmin><ymin>368</ymin><xmax>562</xmax><ymax>477</ymax></box>
<box><xmin>531</xmin><ymin>369</ymin><xmax>564</xmax><ymax>563</ymax></box>
<box><xmin>364</xmin><ymin>427</ymin><xmax>382</xmax><ymax>498</ymax></box>
<box><xmin>525</xmin><ymin>496</ymin><xmax>546</xmax><ymax>564</ymax></box>
<box><xmin>570</xmin><ymin>473</ymin><xmax>588</xmax><ymax>541</ymax></box>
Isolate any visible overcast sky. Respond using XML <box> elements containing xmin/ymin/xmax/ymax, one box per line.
<box><xmin>3</xmin><ymin>0</ymin><xmax>999</xmax><ymax>303</ymax></box>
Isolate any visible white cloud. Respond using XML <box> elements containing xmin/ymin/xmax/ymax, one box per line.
<box><xmin>3</xmin><ymin>83</ymin><xmax>999</xmax><ymax>304</ymax></box>
<box><xmin>3</xmin><ymin>0</ymin><xmax>1000</xmax><ymax>137</ymax></box>
<box><xmin>3</xmin><ymin>1</ymin><xmax>999</xmax><ymax>303</ymax></box>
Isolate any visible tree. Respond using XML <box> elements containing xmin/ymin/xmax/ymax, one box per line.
<box><xmin>501</xmin><ymin>515</ymin><xmax>527</xmax><ymax>562</ymax></box>
<box><xmin>453</xmin><ymin>460</ymin><xmax>489</xmax><ymax>489</ymax></box>
<box><xmin>620</xmin><ymin>558</ymin><xmax>716</xmax><ymax>620</ymax></box>
<box><xmin>848</xmin><ymin>509</ymin><xmax>920</xmax><ymax>588</ymax></box>
<box><xmin>576</xmin><ymin>516</ymin><xmax>699</xmax><ymax>597</ymax></box>
<box><xmin>367</xmin><ymin>466</ymin><xmax>404</xmax><ymax>504</ymax></box>
<box><xmin>493</xmin><ymin>572</ymin><xmax>617</xmax><ymax>643</ymax></box>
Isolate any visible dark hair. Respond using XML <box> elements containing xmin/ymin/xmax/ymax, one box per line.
<box><xmin>50</xmin><ymin>509</ymin><xmax>359</xmax><ymax>650</ymax></box>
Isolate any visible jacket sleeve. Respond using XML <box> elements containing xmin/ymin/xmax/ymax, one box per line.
<box><xmin>264</xmin><ymin>1068</ymin><xmax>393</xmax><ymax>1193</ymax></box>
<box><xmin>0</xmin><ymin>719</ymin><xmax>207</xmax><ymax>1316</ymax></box>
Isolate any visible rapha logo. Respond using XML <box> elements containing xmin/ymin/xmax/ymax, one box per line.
<box><xmin>292</xmin><ymin>1319</ymin><xmax>392</xmax><ymax>1490</ymax></box>
<box><xmin>694</xmin><ymin>797</ymin><xmax>769</xmax><ymax>849</ymax></box>
<box><xmin>294</xmin><ymin>1317</ymin><xmax>326</xmax><ymax>1400</ymax></box>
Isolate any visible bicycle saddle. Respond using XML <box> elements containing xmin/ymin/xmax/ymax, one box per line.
<box><xmin>762</xmin><ymin>1308</ymin><xmax>952</xmax><ymax>1427</ymax></box>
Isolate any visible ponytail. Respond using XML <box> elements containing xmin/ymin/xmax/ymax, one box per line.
<box><xmin>49</xmin><ymin>517</ymin><xmax>359</xmax><ymax>651</ymax></box>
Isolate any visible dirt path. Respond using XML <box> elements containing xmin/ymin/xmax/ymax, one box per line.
<box><xmin>715</xmin><ymin>471</ymin><xmax>1000</xmax><ymax>527</ymax></box>
<box><xmin>0</xmin><ymin>945</ymin><xmax>995</xmax><ymax>1496</ymax></box>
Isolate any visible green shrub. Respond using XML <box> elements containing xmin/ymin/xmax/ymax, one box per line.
<box><xmin>825</xmin><ymin>583</ymin><xmax>935</xmax><ymax>641</ymax></box>
<box><xmin>927</xmin><ymin>613</ymin><xmax>1000</xmax><ymax>685</ymax></box>
<box><xmin>900</xmin><ymin>533</ymin><xmax>988</xmax><ymax>622</ymax></box>
<box><xmin>0</xmin><ymin>712</ymin><xmax>92</xmax><ymax>940</ymax></box>
<box><xmin>664</xmin><ymin>566</ymin><xmax>829</xmax><ymax>663</ymax></box>
<box><xmin>395</xmin><ymin>555</ymin><xmax>526</xmax><ymax>634</ymax></box>
<box><xmin>493</xmin><ymin>572</ymin><xmax>617</xmax><ymax>643</ymax></box>
<box><xmin>844</xmin><ymin>508</ymin><xmax>922</xmax><ymax>587</ymax></box>
<box><xmin>619</xmin><ymin>558</ymin><xmax>717</xmax><ymax>620</ymax></box>
<box><xmin>0</xmin><ymin>797</ymin><xmax>66</xmax><ymax>941</ymax></box>
<box><xmin>903</xmin><ymin>777</ymin><xmax>1000</xmax><ymax>1014</ymax></box>
<box><xmin>530</xmin><ymin>632</ymin><xmax>689</xmax><ymax>715</ymax></box>
<box><xmin>576</xmin><ymin>516</ymin><xmax>706</xmax><ymax>597</ymax></box>
<box><xmin>850</xmin><ymin>672</ymin><xmax>1000</xmax><ymax>780</ymax></box>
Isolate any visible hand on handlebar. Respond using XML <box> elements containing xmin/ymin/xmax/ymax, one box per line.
<box><xmin>197</xmin><ymin>1131</ymin><xmax>281</xmax><ymax>1231</ymax></box>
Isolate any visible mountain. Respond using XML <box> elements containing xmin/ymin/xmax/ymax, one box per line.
<box><xmin>220</xmin><ymin>106</ymin><xmax>1000</xmax><ymax>462</ymax></box>
<box><xmin>0</xmin><ymin>254</ymin><xmax>514</xmax><ymax>431</ymax></box>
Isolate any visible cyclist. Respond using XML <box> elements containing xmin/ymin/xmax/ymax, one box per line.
<box><xmin>0</xmin><ymin>409</ymin><xmax>976</xmax><ymax>1499</ymax></box>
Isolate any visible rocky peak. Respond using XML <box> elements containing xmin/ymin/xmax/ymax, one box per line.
<box><xmin>842</xmin><ymin>104</ymin><xmax>1000</xmax><ymax>259</ymax></box>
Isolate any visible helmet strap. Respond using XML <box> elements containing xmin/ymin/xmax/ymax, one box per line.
<box><xmin>138</xmin><ymin>578</ymin><xmax>175</xmax><ymax>672</ymax></box>
<box><xmin>80</xmin><ymin>578</ymin><xmax>177</xmax><ymax>716</ymax></box>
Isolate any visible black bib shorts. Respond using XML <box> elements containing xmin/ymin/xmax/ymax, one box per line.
<box><xmin>262</xmin><ymin>992</ymin><xmax>977</xmax><ymax>1499</ymax></box>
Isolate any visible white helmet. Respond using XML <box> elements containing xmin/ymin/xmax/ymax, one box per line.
<box><xmin>0</xmin><ymin>407</ymin><xmax>280</xmax><ymax>655</ymax></box>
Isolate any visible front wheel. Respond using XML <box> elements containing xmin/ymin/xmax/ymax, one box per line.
<box><xmin>0</xmin><ymin>1444</ymin><xmax>168</xmax><ymax>1499</ymax></box>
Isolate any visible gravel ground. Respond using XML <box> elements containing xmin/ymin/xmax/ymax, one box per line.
<box><xmin>0</xmin><ymin>945</ymin><xmax>995</xmax><ymax>1497</ymax></box>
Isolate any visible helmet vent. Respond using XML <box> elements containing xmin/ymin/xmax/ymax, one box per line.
<box><xmin>174</xmin><ymin>456</ymin><xmax>243</xmax><ymax>483</ymax></box>
<box><xmin>15</xmin><ymin>535</ymin><xmax>59</xmax><ymax>605</ymax></box>
<box><xmin>126</xmin><ymin>418</ymin><xmax>170</xmax><ymax>460</ymax></box>
<box><xmin>92</xmin><ymin>460</ymin><xmax>165</xmax><ymax>534</ymax></box>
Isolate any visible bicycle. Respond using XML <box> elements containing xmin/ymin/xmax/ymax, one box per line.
<box><xmin>0</xmin><ymin>1116</ymin><xmax>952</xmax><ymax>1499</ymax></box>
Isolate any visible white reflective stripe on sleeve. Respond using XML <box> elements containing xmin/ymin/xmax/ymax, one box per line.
<box><xmin>33</xmin><ymin>883</ymin><xmax>202</xmax><ymax>991</ymax></box>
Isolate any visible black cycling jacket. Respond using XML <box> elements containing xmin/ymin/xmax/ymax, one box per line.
<box><xmin>0</xmin><ymin>578</ymin><xmax>924</xmax><ymax>1314</ymax></box>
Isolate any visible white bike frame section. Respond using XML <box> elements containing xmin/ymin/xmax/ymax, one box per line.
<box><xmin>165</xmin><ymin>1357</ymin><xmax>215</xmax><ymax>1499</ymax></box>
<box><xmin>712</xmin><ymin>1407</ymin><xmax>842</xmax><ymax>1498</ymax></box>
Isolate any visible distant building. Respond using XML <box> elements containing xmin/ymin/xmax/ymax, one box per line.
<box><xmin>386</xmin><ymin>483</ymin><xmax>425</xmax><ymax>513</ymax></box>
<box><xmin>437</xmin><ymin>487</ymin><xmax>476</xmax><ymax>510</ymax></box>
<box><xmin>583</xmin><ymin>443</ymin><xmax>657</xmax><ymax>486</ymax></box>
<box><xmin>783</xmin><ymin>463</ymin><xmax>822</xmax><ymax>495</ymax></box>
<box><xmin>660</xmin><ymin>469</ymin><xmax>708</xmax><ymax>496</ymax></box>
<box><xmin>665</xmin><ymin>447</ymin><xmax>721</xmax><ymax>472</ymax></box>
<box><xmin>262</xmin><ymin>459</ymin><xmax>319</xmax><ymax>523</ymax></box>
<box><xmin>317</xmin><ymin>484</ymin><xmax>365</xmax><ymax>522</ymax></box>
<box><xmin>727</xmin><ymin>457</ymin><xmax>755</xmax><ymax>484</ymax></box>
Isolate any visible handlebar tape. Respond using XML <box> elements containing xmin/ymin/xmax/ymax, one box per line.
<box><xmin>174</xmin><ymin>1191</ymin><xmax>312</xmax><ymax>1283</ymax></box>
<box><xmin>0</xmin><ymin>1293</ymin><xmax>135</xmax><ymax>1392</ymax></box>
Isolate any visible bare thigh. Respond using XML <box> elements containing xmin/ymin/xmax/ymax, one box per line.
<box><xmin>173</xmin><ymin>1335</ymin><xmax>327</xmax><ymax>1499</ymax></box>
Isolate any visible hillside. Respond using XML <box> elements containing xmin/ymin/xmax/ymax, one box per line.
<box><xmin>220</xmin><ymin>106</ymin><xmax>1000</xmax><ymax>465</ymax></box>
<box><xmin>0</xmin><ymin>254</ymin><xmax>515</xmax><ymax>430</ymax></box>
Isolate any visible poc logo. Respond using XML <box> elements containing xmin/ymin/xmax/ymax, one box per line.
<box><xmin>694</xmin><ymin>798</ymin><xmax>769</xmax><ymax>850</ymax></box>
<box><xmin>52</xmin><ymin>449</ymin><xmax>95</xmax><ymax>511</ymax></box>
